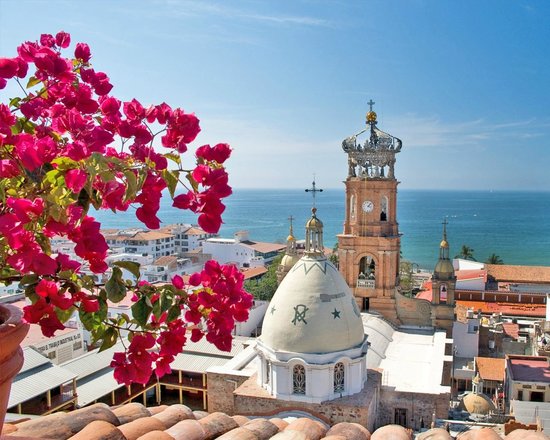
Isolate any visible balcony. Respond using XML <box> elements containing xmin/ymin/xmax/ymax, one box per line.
<box><xmin>357</xmin><ymin>279</ymin><xmax>375</xmax><ymax>289</ymax></box>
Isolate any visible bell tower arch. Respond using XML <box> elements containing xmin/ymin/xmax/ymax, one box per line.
<box><xmin>337</xmin><ymin>101</ymin><xmax>402</xmax><ymax>323</ymax></box>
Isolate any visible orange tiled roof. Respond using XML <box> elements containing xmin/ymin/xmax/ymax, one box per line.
<box><xmin>456</xmin><ymin>300</ymin><xmax>546</xmax><ymax>318</ymax></box>
<box><xmin>475</xmin><ymin>356</ymin><xmax>505</xmax><ymax>382</ymax></box>
<box><xmin>154</xmin><ymin>255</ymin><xmax>178</xmax><ymax>266</ymax></box>
<box><xmin>501</xmin><ymin>322</ymin><xmax>520</xmax><ymax>340</ymax></box>
<box><xmin>486</xmin><ymin>264</ymin><xmax>550</xmax><ymax>284</ymax></box>
<box><xmin>0</xmin><ymin>401</ymin><xmax>427</xmax><ymax>440</ymax></box>
<box><xmin>241</xmin><ymin>241</ymin><xmax>286</xmax><ymax>254</ymax></box>
<box><xmin>125</xmin><ymin>231</ymin><xmax>174</xmax><ymax>241</ymax></box>
<box><xmin>240</xmin><ymin>266</ymin><xmax>268</xmax><ymax>279</ymax></box>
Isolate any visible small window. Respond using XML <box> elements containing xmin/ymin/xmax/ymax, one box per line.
<box><xmin>334</xmin><ymin>362</ymin><xmax>345</xmax><ymax>392</ymax></box>
<box><xmin>293</xmin><ymin>365</ymin><xmax>306</xmax><ymax>395</ymax></box>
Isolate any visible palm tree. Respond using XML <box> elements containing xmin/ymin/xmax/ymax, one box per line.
<box><xmin>486</xmin><ymin>253</ymin><xmax>504</xmax><ymax>265</ymax></box>
<box><xmin>455</xmin><ymin>245</ymin><xmax>476</xmax><ymax>261</ymax></box>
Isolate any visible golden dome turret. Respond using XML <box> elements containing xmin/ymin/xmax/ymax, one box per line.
<box><xmin>305</xmin><ymin>207</ymin><xmax>323</xmax><ymax>230</ymax></box>
<box><xmin>440</xmin><ymin>239</ymin><xmax>449</xmax><ymax>249</ymax></box>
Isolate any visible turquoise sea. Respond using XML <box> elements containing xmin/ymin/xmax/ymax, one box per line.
<box><xmin>94</xmin><ymin>189</ymin><xmax>550</xmax><ymax>270</ymax></box>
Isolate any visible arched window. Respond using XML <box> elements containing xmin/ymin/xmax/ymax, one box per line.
<box><xmin>440</xmin><ymin>284</ymin><xmax>447</xmax><ymax>303</ymax></box>
<box><xmin>359</xmin><ymin>256</ymin><xmax>376</xmax><ymax>280</ymax></box>
<box><xmin>380</xmin><ymin>196</ymin><xmax>388</xmax><ymax>221</ymax></box>
<box><xmin>334</xmin><ymin>362</ymin><xmax>345</xmax><ymax>392</ymax></box>
<box><xmin>350</xmin><ymin>195</ymin><xmax>356</xmax><ymax>220</ymax></box>
<box><xmin>292</xmin><ymin>364</ymin><xmax>306</xmax><ymax>395</ymax></box>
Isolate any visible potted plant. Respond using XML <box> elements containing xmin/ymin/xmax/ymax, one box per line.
<box><xmin>0</xmin><ymin>31</ymin><xmax>253</xmax><ymax>425</ymax></box>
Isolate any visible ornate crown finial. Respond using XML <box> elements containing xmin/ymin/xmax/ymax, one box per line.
<box><xmin>342</xmin><ymin>102</ymin><xmax>402</xmax><ymax>180</ymax></box>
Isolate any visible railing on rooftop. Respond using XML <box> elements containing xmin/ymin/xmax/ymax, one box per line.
<box><xmin>357</xmin><ymin>279</ymin><xmax>375</xmax><ymax>289</ymax></box>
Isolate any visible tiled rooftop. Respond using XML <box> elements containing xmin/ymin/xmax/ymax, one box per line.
<box><xmin>2</xmin><ymin>402</ymin><xmax>546</xmax><ymax>439</ymax></box>
<box><xmin>475</xmin><ymin>357</ymin><xmax>505</xmax><ymax>382</ymax></box>
<box><xmin>485</xmin><ymin>264</ymin><xmax>550</xmax><ymax>284</ymax></box>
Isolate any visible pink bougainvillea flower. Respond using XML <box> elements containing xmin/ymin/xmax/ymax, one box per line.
<box><xmin>74</xmin><ymin>42</ymin><xmax>91</xmax><ymax>62</ymax></box>
<box><xmin>65</xmin><ymin>169</ymin><xmax>87</xmax><ymax>193</ymax></box>
<box><xmin>0</xmin><ymin>58</ymin><xmax>19</xmax><ymax>78</ymax></box>
<box><xmin>195</xmin><ymin>143</ymin><xmax>232</xmax><ymax>164</ymax></box>
<box><xmin>55</xmin><ymin>31</ymin><xmax>71</xmax><ymax>48</ymax></box>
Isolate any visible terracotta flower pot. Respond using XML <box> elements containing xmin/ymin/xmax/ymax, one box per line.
<box><xmin>0</xmin><ymin>303</ymin><xmax>30</xmax><ymax>431</ymax></box>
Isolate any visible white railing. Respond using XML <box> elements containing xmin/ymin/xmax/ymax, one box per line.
<box><xmin>357</xmin><ymin>279</ymin><xmax>375</xmax><ymax>289</ymax></box>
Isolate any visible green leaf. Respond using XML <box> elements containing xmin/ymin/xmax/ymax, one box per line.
<box><xmin>167</xmin><ymin>305</ymin><xmax>181</xmax><ymax>322</ymax></box>
<box><xmin>113</xmin><ymin>260</ymin><xmax>141</xmax><ymax>280</ymax></box>
<box><xmin>52</xmin><ymin>157</ymin><xmax>78</xmax><ymax>171</ymax></box>
<box><xmin>98</xmin><ymin>327</ymin><xmax>118</xmax><ymax>352</ymax></box>
<box><xmin>132</xmin><ymin>296</ymin><xmax>152</xmax><ymax>327</ymax></box>
<box><xmin>105</xmin><ymin>267</ymin><xmax>127</xmax><ymax>303</ymax></box>
<box><xmin>19</xmin><ymin>274</ymin><xmax>39</xmax><ymax>287</ymax></box>
<box><xmin>26</xmin><ymin>76</ymin><xmax>41</xmax><ymax>88</ymax></box>
<box><xmin>9</xmin><ymin>97</ymin><xmax>21</xmax><ymax>108</ymax></box>
<box><xmin>164</xmin><ymin>152</ymin><xmax>181</xmax><ymax>165</ymax></box>
<box><xmin>123</xmin><ymin>170</ymin><xmax>137</xmax><ymax>202</ymax></box>
<box><xmin>162</xmin><ymin>169</ymin><xmax>179</xmax><ymax>198</ymax></box>
<box><xmin>185</xmin><ymin>172</ymin><xmax>199</xmax><ymax>192</ymax></box>
<box><xmin>55</xmin><ymin>306</ymin><xmax>76</xmax><ymax>324</ymax></box>
<box><xmin>79</xmin><ymin>295</ymin><xmax>108</xmax><ymax>332</ymax></box>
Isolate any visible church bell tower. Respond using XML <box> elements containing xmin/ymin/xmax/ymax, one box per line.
<box><xmin>337</xmin><ymin>101</ymin><xmax>402</xmax><ymax>323</ymax></box>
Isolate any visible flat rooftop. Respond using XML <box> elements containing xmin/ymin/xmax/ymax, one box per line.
<box><xmin>362</xmin><ymin>313</ymin><xmax>450</xmax><ymax>394</ymax></box>
<box><xmin>508</xmin><ymin>356</ymin><xmax>550</xmax><ymax>383</ymax></box>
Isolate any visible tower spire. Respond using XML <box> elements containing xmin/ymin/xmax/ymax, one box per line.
<box><xmin>286</xmin><ymin>215</ymin><xmax>297</xmax><ymax>256</ymax></box>
<box><xmin>439</xmin><ymin>218</ymin><xmax>450</xmax><ymax>259</ymax></box>
<box><xmin>304</xmin><ymin>178</ymin><xmax>324</xmax><ymax>256</ymax></box>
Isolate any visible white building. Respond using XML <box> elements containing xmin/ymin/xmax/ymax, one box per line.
<box><xmin>202</xmin><ymin>231</ymin><xmax>285</xmax><ymax>268</ymax></box>
<box><xmin>104</xmin><ymin>229</ymin><xmax>175</xmax><ymax>259</ymax></box>
<box><xmin>162</xmin><ymin>224</ymin><xmax>215</xmax><ymax>253</ymax></box>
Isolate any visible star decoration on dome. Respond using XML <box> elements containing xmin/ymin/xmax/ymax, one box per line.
<box><xmin>331</xmin><ymin>308</ymin><xmax>341</xmax><ymax>319</ymax></box>
<box><xmin>270</xmin><ymin>306</ymin><xmax>276</xmax><ymax>315</ymax></box>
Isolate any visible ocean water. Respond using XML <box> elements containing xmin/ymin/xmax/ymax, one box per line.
<box><xmin>93</xmin><ymin>189</ymin><xmax>550</xmax><ymax>270</ymax></box>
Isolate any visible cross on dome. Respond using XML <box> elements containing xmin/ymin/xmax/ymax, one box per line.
<box><xmin>305</xmin><ymin>176</ymin><xmax>323</xmax><ymax>208</ymax></box>
<box><xmin>367</xmin><ymin>99</ymin><xmax>375</xmax><ymax>112</ymax></box>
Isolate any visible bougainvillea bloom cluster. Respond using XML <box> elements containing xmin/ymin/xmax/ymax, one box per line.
<box><xmin>0</xmin><ymin>32</ymin><xmax>252</xmax><ymax>385</ymax></box>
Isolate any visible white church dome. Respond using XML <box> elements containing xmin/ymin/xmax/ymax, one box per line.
<box><xmin>260</xmin><ymin>254</ymin><xmax>365</xmax><ymax>354</ymax></box>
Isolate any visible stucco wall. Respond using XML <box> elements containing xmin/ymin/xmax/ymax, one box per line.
<box><xmin>395</xmin><ymin>292</ymin><xmax>432</xmax><ymax>327</ymax></box>
<box><xmin>377</xmin><ymin>388</ymin><xmax>450</xmax><ymax>430</ymax></box>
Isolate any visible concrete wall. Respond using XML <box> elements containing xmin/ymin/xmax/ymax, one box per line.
<box><xmin>395</xmin><ymin>292</ymin><xmax>432</xmax><ymax>327</ymax></box>
<box><xmin>456</xmin><ymin>278</ymin><xmax>485</xmax><ymax>291</ymax></box>
<box><xmin>206</xmin><ymin>370</ymin><xmax>251</xmax><ymax>414</ymax></box>
<box><xmin>453</xmin><ymin>319</ymin><xmax>479</xmax><ymax>358</ymax></box>
<box><xmin>234</xmin><ymin>301</ymin><xmax>268</xmax><ymax>337</ymax></box>
<box><xmin>230</xmin><ymin>371</ymin><xmax>381</xmax><ymax>431</ymax></box>
<box><xmin>376</xmin><ymin>388</ymin><xmax>450</xmax><ymax>430</ymax></box>
<box><xmin>202</xmin><ymin>240</ymin><xmax>255</xmax><ymax>267</ymax></box>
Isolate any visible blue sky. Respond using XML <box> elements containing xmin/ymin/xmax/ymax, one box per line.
<box><xmin>1</xmin><ymin>0</ymin><xmax>549</xmax><ymax>190</ymax></box>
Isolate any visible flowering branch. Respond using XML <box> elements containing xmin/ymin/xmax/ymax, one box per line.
<box><xmin>0</xmin><ymin>32</ymin><xmax>253</xmax><ymax>385</ymax></box>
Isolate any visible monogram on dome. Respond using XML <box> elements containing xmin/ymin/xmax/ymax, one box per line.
<box><xmin>342</xmin><ymin>99</ymin><xmax>403</xmax><ymax>179</ymax></box>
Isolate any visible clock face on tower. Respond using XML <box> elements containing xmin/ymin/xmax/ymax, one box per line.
<box><xmin>362</xmin><ymin>200</ymin><xmax>374</xmax><ymax>212</ymax></box>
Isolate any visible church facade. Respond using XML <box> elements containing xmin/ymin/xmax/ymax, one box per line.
<box><xmin>337</xmin><ymin>103</ymin><xmax>456</xmax><ymax>336</ymax></box>
<box><xmin>206</xmin><ymin>104</ymin><xmax>451</xmax><ymax>431</ymax></box>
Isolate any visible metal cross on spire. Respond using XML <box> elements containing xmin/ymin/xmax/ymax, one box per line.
<box><xmin>367</xmin><ymin>99</ymin><xmax>375</xmax><ymax>112</ymax></box>
<box><xmin>305</xmin><ymin>176</ymin><xmax>323</xmax><ymax>208</ymax></box>
<box><xmin>288</xmin><ymin>215</ymin><xmax>294</xmax><ymax>234</ymax></box>
<box><xmin>442</xmin><ymin>217</ymin><xmax>448</xmax><ymax>240</ymax></box>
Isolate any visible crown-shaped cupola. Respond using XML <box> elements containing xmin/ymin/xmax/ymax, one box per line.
<box><xmin>342</xmin><ymin>99</ymin><xmax>402</xmax><ymax>179</ymax></box>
